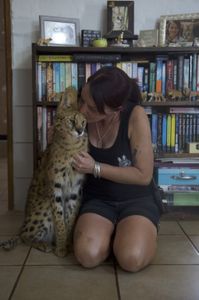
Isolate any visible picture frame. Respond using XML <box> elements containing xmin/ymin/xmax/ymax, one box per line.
<box><xmin>138</xmin><ymin>29</ymin><xmax>159</xmax><ymax>47</ymax></box>
<box><xmin>81</xmin><ymin>30</ymin><xmax>101</xmax><ymax>47</ymax></box>
<box><xmin>106</xmin><ymin>1</ymin><xmax>135</xmax><ymax>39</ymax></box>
<box><xmin>159</xmin><ymin>13</ymin><xmax>199</xmax><ymax>47</ymax></box>
<box><xmin>39</xmin><ymin>15</ymin><xmax>80</xmax><ymax>46</ymax></box>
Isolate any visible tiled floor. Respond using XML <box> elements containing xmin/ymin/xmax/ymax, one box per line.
<box><xmin>0</xmin><ymin>212</ymin><xmax>199</xmax><ymax>300</ymax></box>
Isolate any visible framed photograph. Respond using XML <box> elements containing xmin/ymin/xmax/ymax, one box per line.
<box><xmin>39</xmin><ymin>15</ymin><xmax>80</xmax><ymax>46</ymax></box>
<box><xmin>159</xmin><ymin>13</ymin><xmax>199</xmax><ymax>47</ymax></box>
<box><xmin>106</xmin><ymin>1</ymin><xmax>134</xmax><ymax>39</ymax></box>
<box><xmin>138</xmin><ymin>29</ymin><xmax>159</xmax><ymax>47</ymax></box>
<box><xmin>81</xmin><ymin>30</ymin><xmax>101</xmax><ymax>47</ymax></box>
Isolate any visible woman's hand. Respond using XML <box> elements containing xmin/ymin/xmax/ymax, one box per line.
<box><xmin>73</xmin><ymin>152</ymin><xmax>95</xmax><ymax>174</ymax></box>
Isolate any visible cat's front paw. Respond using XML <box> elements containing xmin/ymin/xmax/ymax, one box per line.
<box><xmin>54</xmin><ymin>247</ymin><xmax>67</xmax><ymax>257</ymax></box>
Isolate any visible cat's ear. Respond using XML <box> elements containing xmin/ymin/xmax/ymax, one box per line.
<box><xmin>59</xmin><ymin>87</ymin><xmax>78</xmax><ymax>109</ymax></box>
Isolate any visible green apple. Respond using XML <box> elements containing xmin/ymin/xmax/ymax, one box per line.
<box><xmin>92</xmin><ymin>38</ymin><xmax>108</xmax><ymax>47</ymax></box>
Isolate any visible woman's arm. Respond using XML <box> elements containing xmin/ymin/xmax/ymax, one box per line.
<box><xmin>73</xmin><ymin>106</ymin><xmax>154</xmax><ymax>185</ymax></box>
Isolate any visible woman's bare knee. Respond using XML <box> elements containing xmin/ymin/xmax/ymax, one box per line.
<box><xmin>74</xmin><ymin>234</ymin><xmax>109</xmax><ymax>268</ymax></box>
<box><xmin>114</xmin><ymin>246</ymin><xmax>153</xmax><ymax>272</ymax></box>
<box><xmin>73</xmin><ymin>213</ymin><xmax>114</xmax><ymax>268</ymax></box>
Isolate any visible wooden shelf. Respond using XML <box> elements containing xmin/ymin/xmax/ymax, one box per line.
<box><xmin>142</xmin><ymin>101</ymin><xmax>199</xmax><ymax>107</ymax></box>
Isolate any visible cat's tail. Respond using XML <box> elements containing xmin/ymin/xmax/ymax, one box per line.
<box><xmin>0</xmin><ymin>236</ymin><xmax>21</xmax><ymax>250</ymax></box>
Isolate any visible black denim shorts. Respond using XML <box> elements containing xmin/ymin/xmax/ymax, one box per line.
<box><xmin>79</xmin><ymin>195</ymin><xmax>161</xmax><ymax>229</ymax></box>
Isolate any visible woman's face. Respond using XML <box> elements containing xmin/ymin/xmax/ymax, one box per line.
<box><xmin>79</xmin><ymin>84</ymin><xmax>114</xmax><ymax>123</ymax></box>
<box><xmin>168</xmin><ymin>22</ymin><xmax>179</xmax><ymax>39</ymax></box>
<box><xmin>79</xmin><ymin>84</ymin><xmax>105</xmax><ymax>123</ymax></box>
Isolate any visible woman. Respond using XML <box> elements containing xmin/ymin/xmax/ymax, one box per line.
<box><xmin>72</xmin><ymin>66</ymin><xmax>161</xmax><ymax>272</ymax></box>
<box><xmin>166</xmin><ymin>20</ymin><xmax>183</xmax><ymax>44</ymax></box>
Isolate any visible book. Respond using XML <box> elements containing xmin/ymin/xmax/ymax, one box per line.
<box><xmin>78</xmin><ymin>63</ymin><xmax>86</xmax><ymax>91</ymax></box>
<box><xmin>166</xmin><ymin>114</ymin><xmax>171</xmax><ymax>152</ymax></box>
<box><xmin>60</xmin><ymin>62</ymin><xmax>66</xmax><ymax>92</ymax></box>
<box><xmin>177</xmin><ymin>55</ymin><xmax>184</xmax><ymax>91</ymax></box>
<box><xmin>65</xmin><ymin>63</ymin><xmax>72</xmax><ymax>88</ymax></box>
<box><xmin>46</xmin><ymin>62</ymin><xmax>54</xmax><ymax>102</ymax></box>
<box><xmin>155</xmin><ymin>57</ymin><xmax>163</xmax><ymax>93</ymax></box>
<box><xmin>166</xmin><ymin>59</ymin><xmax>174</xmax><ymax>93</ymax></box>
<box><xmin>149</xmin><ymin>61</ymin><xmax>156</xmax><ymax>93</ymax></box>
<box><xmin>170</xmin><ymin>114</ymin><xmax>176</xmax><ymax>152</ymax></box>
<box><xmin>151</xmin><ymin>113</ymin><xmax>158</xmax><ymax>152</ymax></box>
<box><xmin>162</xmin><ymin>113</ymin><xmax>167</xmax><ymax>152</ymax></box>
<box><xmin>37</xmin><ymin>62</ymin><xmax>42</xmax><ymax>102</ymax></box>
<box><xmin>71</xmin><ymin>63</ymin><xmax>78</xmax><ymax>90</ymax></box>
<box><xmin>73</xmin><ymin>53</ymin><xmax>121</xmax><ymax>62</ymax></box>
<box><xmin>38</xmin><ymin>55</ymin><xmax>72</xmax><ymax>62</ymax></box>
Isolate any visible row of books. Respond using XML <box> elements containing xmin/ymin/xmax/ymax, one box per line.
<box><xmin>36</xmin><ymin>105</ymin><xmax>199</xmax><ymax>155</ymax></box>
<box><xmin>36</xmin><ymin>61</ymin><xmax>113</xmax><ymax>102</ymax></box>
<box><xmin>36</xmin><ymin>53</ymin><xmax>199</xmax><ymax>102</ymax></box>
<box><xmin>117</xmin><ymin>54</ymin><xmax>199</xmax><ymax>97</ymax></box>
<box><xmin>149</xmin><ymin>112</ymin><xmax>199</xmax><ymax>153</ymax></box>
<box><xmin>37</xmin><ymin>106</ymin><xmax>56</xmax><ymax>152</ymax></box>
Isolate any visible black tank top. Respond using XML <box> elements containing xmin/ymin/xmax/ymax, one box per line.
<box><xmin>83</xmin><ymin>102</ymin><xmax>153</xmax><ymax>201</ymax></box>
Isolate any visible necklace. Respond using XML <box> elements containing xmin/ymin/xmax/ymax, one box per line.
<box><xmin>95</xmin><ymin>112</ymin><xmax>120</xmax><ymax>148</ymax></box>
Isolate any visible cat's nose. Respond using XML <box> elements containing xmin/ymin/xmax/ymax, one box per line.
<box><xmin>77</xmin><ymin>128</ymin><xmax>84</xmax><ymax>135</ymax></box>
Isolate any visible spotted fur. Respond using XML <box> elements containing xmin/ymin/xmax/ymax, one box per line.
<box><xmin>0</xmin><ymin>87</ymin><xmax>88</xmax><ymax>257</ymax></box>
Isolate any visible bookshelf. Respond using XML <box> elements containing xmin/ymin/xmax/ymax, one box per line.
<box><xmin>32</xmin><ymin>43</ymin><xmax>199</xmax><ymax>210</ymax></box>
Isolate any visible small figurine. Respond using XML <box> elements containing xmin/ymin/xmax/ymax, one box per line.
<box><xmin>148</xmin><ymin>92</ymin><xmax>166</xmax><ymax>102</ymax></box>
<box><xmin>37</xmin><ymin>38</ymin><xmax>52</xmax><ymax>46</ymax></box>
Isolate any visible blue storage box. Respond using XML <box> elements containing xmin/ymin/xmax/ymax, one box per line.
<box><xmin>155</xmin><ymin>168</ymin><xmax>199</xmax><ymax>186</ymax></box>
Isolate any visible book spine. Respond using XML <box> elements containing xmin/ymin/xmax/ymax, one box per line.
<box><xmin>157</xmin><ymin>113</ymin><xmax>162</xmax><ymax>152</ymax></box>
<box><xmin>151</xmin><ymin>113</ymin><xmax>158</xmax><ymax>152</ymax></box>
<box><xmin>183</xmin><ymin>57</ymin><xmax>190</xmax><ymax>90</ymax></box>
<box><xmin>173</xmin><ymin>59</ymin><xmax>178</xmax><ymax>90</ymax></box>
<box><xmin>149</xmin><ymin>62</ymin><xmax>156</xmax><ymax>93</ymax></box>
<box><xmin>46</xmin><ymin>62</ymin><xmax>54</xmax><ymax>102</ymax></box>
<box><xmin>60</xmin><ymin>62</ymin><xmax>66</xmax><ymax>92</ymax></box>
<box><xmin>85</xmin><ymin>63</ymin><xmax>91</xmax><ymax>81</ymax></box>
<box><xmin>37</xmin><ymin>62</ymin><xmax>42</xmax><ymax>102</ymax></box>
<box><xmin>166</xmin><ymin>114</ymin><xmax>171</xmax><ymax>152</ymax></box>
<box><xmin>162</xmin><ymin>113</ymin><xmax>167</xmax><ymax>152</ymax></box>
<box><xmin>137</xmin><ymin>66</ymin><xmax>144</xmax><ymax>92</ymax></box>
<box><xmin>78</xmin><ymin>63</ymin><xmax>86</xmax><ymax>91</ymax></box>
<box><xmin>41</xmin><ymin>62</ymin><xmax>47</xmax><ymax>101</ymax></box>
<box><xmin>132</xmin><ymin>62</ymin><xmax>138</xmax><ymax>80</ymax></box>
<box><xmin>71</xmin><ymin>63</ymin><xmax>78</xmax><ymax>90</ymax></box>
<box><xmin>166</xmin><ymin>59</ymin><xmax>174</xmax><ymax>94</ymax></box>
<box><xmin>177</xmin><ymin>55</ymin><xmax>184</xmax><ymax>92</ymax></box>
<box><xmin>178</xmin><ymin>114</ymin><xmax>183</xmax><ymax>152</ymax></box>
<box><xmin>192</xmin><ymin>53</ymin><xmax>197</xmax><ymax>100</ymax></box>
<box><xmin>175</xmin><ymin>114</ymin><xmax>179</xmax><ymax>153</ymax></box>
<box><xmin>162</xmin><ymin>62</ymin><xmax>166</xmax><ymax>96</ymax></box>
<box><xmin>156</xmin><ymin>58</ymin><xmax>163</xmax><ymax>93</ymax></box>
<box><xmin>38</xmin><ymin>55</ymin><xmax>72</xmax><ymax>62</ymax></box>
<box><xmin>54</xmin><ymin>63</ymin><xmax>60</xmax><ymax>93</ymax></box>
<box><xmin>65</xmin><ymin>63</ymin><xmax>72</xmax><ymax>88</ymax></box>
<box><xmin>170</xmin><ymin>114</ymin><xmax>176</xmax><ymax>153</ymax></box>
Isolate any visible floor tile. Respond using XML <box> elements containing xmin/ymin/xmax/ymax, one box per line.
<box><xmin>0</xmin><ymin>236</ymin><xmax>30</xmax><ymax>265</ymax></box>
<box><xmin>117</xmin><ymin>265</ymin><xmax>199</xmax><ymax>300</ymax></box>
<box><xmin>12</xmin><ymin>265</ymin><xmax>118</xmax><ymax>300</ymax></box>
<box><xmin>189</xmin><ymin>235</ymin><xmax>199</xmax><ymax>252</ymax></box>
<box><xmin>159</xmin><ymin>221</ymin><xmax>184</xmax><ymax>235</ymax></box>
<box><xmin>26</xmin><ymin>248</ymin><xmax>113</xmax><ymax>266</ymax></box>
<box><xmin>153</xmin><ymin>235</ymin><xmax>199</xmax><ymax>264</ymax></box>
<box><xmin>26</xmin><ymin>248</ymin><xmax>79</xmax><ymax>265</ymax></box>
<box><xmin>178</xmin><ymin>221</ymin><xmax>199</xmax><ymax>235</ymax></box>
<box><xmin>0</xmin><ymin>212</ymin><xmax>24</xmax><ymax>235</ymax></box>
<box><xmin>0</xmin><ymin>266</ymin><xmax>21</xmax><ymax>300</ymax></box>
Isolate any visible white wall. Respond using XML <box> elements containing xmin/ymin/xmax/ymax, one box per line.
<box><xmin>11</xmin><ymin>0</ymin><xmax>199</xmax><ymax>209</ymax></box>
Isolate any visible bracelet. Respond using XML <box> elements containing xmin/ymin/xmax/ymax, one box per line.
<box><xmin>93</xmin><ymin>161</ymin><xmax>101</xmax><ymax>178</ymax></box>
